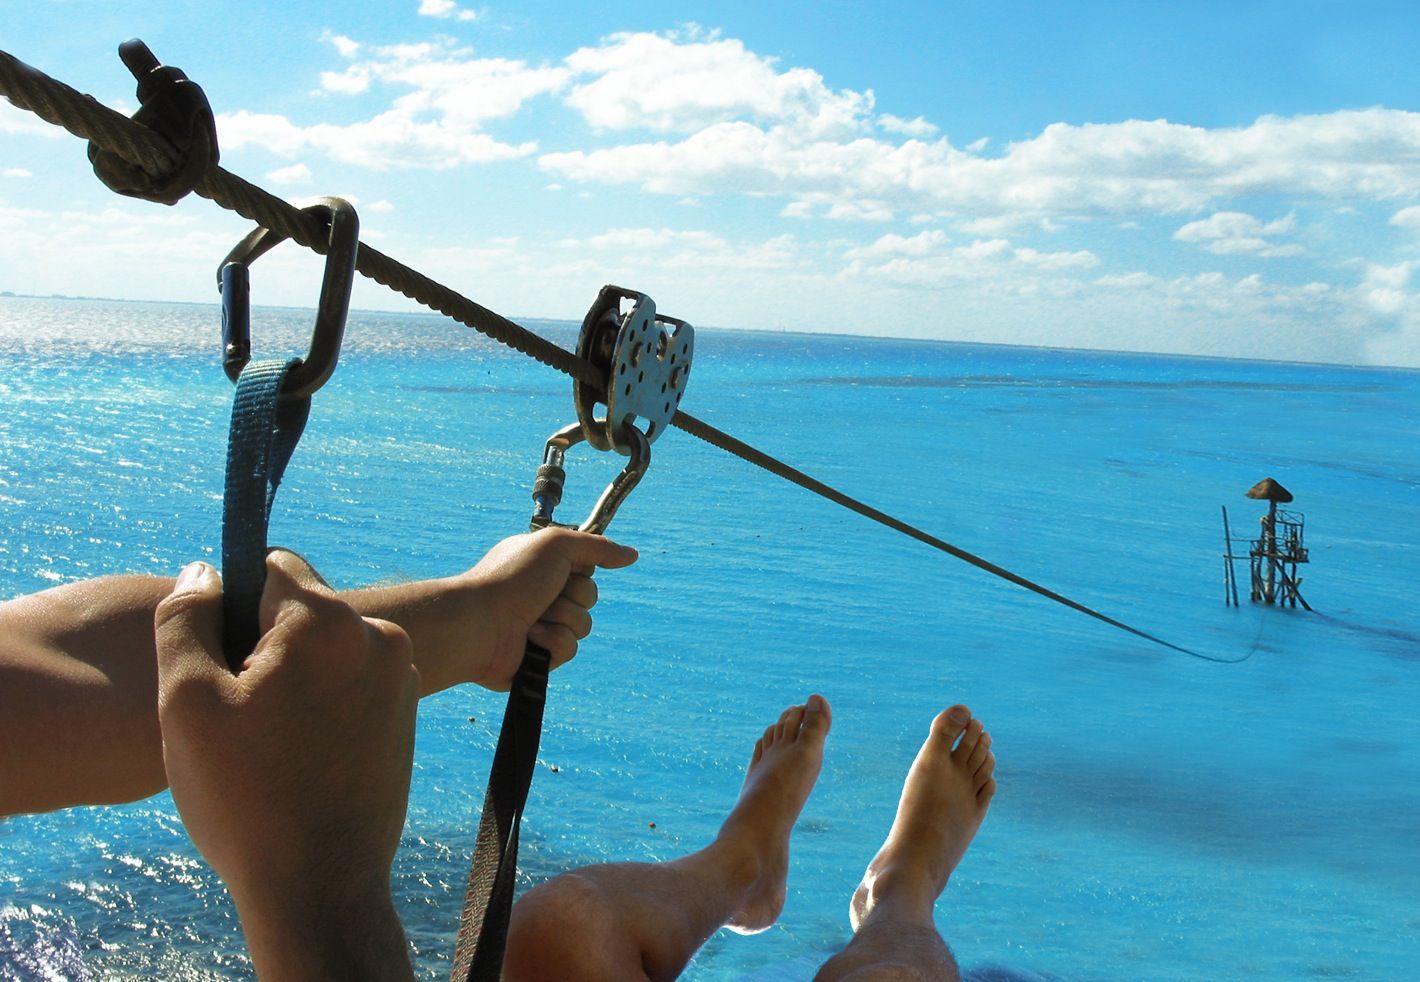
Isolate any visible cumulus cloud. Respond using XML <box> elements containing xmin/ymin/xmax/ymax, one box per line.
<box><xmin>563</xmin><ymin>28</ymin><xmax>870</xmax><ymax>137</ymax></box>
<box><xmin>323</xmin><ymin>32</ymin><xmax>361</xmax><ymax>58</ymax></box>
<box><xmin>1390</xmin><ymin>205</ymin><xmax>1420</xmax><ymax>229</ymax></box>
<box><xmin>219</xmin><ymin>36</ymin><xmax>563</xmax><ymax>169</ymax></box>
<box><xmin>3</xmin><ymin>167</ymin><xmax>32</xmax><ymax>178</ymax></box>
<box><xmin>1174</xmin><ymin>211</ymin><xmax>1303</xmax><ymax>257</ymax></box>
<box><xmin>266</xmin><ymin>163</ymin><xmax>313</xmax><ymax>185</ymax></box>
<box><xmin>543</xmin><ymin>85</ymin><xmax>1420</xmax><ymax>228</ymax></box>
<box><xmin>878</xmin><ymin>114</ymin><xmax>938</xmax><ymax>138</ymax></box>
<box><xmin>564</xmin><ymin>225</ymin><xmax>801</xmax><ymax>271</ymax></box>
<box><xmin>843</xmin><ymin>231</ymin><xmax>1097</xmax><ymax>287</ymax></box>
<box><xmin>781</xmin><ymin>191</ymin><xmax>894</xmax><ymax>221</ymax></box>
<box><xmin>418</xmin><ymin>0</ymin><xmax>478</xmax><ymax>21</ymax></box>
<box><xmin>845</xmin><ymin>229</ymin><xmax>950</xmax><ymax>259</ymax></box>
<box><xmin>1014</xmin><ymin>246</ymin><xmax>1099</xmax><ymax>270</ymax></box>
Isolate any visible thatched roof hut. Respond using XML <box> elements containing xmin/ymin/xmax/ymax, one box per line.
<box><xmin>1246</xmin><ymin>477</ymin><xmax>1293</xmax><ymax>503</ymax></box>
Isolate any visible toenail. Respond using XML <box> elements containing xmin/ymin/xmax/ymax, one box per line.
<box><xmin>948</xmin><ymin>707</ymin><xmax>969</xmax><ymax>725</ymax></box>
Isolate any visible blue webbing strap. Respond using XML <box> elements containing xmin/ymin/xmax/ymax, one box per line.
<box><xmin>221</xmin><ymin>358</ymin><xmax>310</xmax><ymax>668</ymax></box>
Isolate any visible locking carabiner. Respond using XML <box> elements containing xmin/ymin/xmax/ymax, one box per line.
<box><xmin>530</xmin><ymin>422</ymin><xmax>650</xmax><ymax>535</ymax></box>
<box><xmin>217</xmin><ymin>196</ymin><xmax>359</xmax><ymax>398</ymax></box>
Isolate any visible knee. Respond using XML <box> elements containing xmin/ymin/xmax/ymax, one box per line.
<box><xmin>505</xmin><ymin>873</ymin><xmax>638</xmax><ymax>982</ymax></box>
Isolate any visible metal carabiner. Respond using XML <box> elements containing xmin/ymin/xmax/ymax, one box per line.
<box><xmin>217</xmin><ymin>196</ymin><xmax>359</xmax><ymax>398</ymax></box>
<box><xmin>530</xmin><ymin>422</ymin><xmax>650</xmax><ymax>535</ymax></box>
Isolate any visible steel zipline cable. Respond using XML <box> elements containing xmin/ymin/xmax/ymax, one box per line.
<box><xmin>0</xmin><ymin>47</ymin><xmax>1248</xmax><ymax>665</ymax></box>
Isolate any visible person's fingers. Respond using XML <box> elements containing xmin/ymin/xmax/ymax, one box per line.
<box><xmin>561</xmin><ymin>574</ymin><xmax>598</xmax><ymax>611</ymax></box>
<box><xmin>363</xmin><ymin>615</ymin><xmax>416</xmax><ymax>676</ymax></box>
<box><xmin>154</xmin><ymin>562</ymin><xmax>232</xmax><ymax>702</ymax></box>
<box><xmin>266</xmin><ymin>547</ymin><xmax>335</xmax><ymax>592</ymax></box>
<box><xmin>247</xmin><ymin>552</ymin><xmax>369</xmax><ymax>681</ymax></box>
<box><xmin>528</xmin><ymin>621</ymin><xmax>578</xmax><ymax>667</ymax></box>
<box><xmin>543</xmin><ymin>529</ymin><xmax>638</xmax><ymax>570</ymax></box>
<box><xmin>539</xmin><ymin>597</ymin><xmax>593</xmax><ymax>639</ymax></box>
<box><xmin>258</xmin><ymin>549</ymin><xmax>336</xmax><ymax>633</ymax></box>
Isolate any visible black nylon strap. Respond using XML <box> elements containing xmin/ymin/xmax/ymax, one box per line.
<box><xmin>220</xmin><ymin>358</ymin><xmax>309</xmax><ymax>668</ymax></box>
<box><xmin>449</xmin><ymin>642</ymin><xmax>552</xmax><ymax>981</ymax></box>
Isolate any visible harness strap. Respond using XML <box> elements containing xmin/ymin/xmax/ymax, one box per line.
<box><xmin>450</xmin><ymin>643</ymin><xmax>552</xmax><ymax>981</ymax></box>
<box><xmin>220</xmin><ymin>358</ymin><xmax>309</xmax><ymax>667</ymax></box>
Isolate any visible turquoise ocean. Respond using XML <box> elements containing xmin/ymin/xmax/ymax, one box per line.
<box><xmin>1</xmin><ymin>296</ymin><xmax>1417</xmax><ymax>981</ymax></box>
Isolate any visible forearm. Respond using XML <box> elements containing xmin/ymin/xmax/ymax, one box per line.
<box><xmin>0</xmin><ymin>575</ymin><xmax>173</xmax><ymax>815</ymax></box>
<box><xmin>235</xmin><ymin>884</ymin><xmax>415</xmax><ymax>982</ymax></box>
<box><xmin>343</xmin><ymin>575</ymin><xmax>497</xmax><ymax>695</ymax></box>
<box><xmin>0</xmin><ymin>572</ymin><xmax>497</xmax><ymax>816</ymax></box>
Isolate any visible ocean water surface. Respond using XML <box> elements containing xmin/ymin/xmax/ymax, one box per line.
<box><xmin>1</xmin><ymin>297</ymin><xmax>1417</xmax><ymax>981</ymax></box>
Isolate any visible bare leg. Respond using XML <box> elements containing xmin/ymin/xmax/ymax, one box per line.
<box><xmin>504</xmin><ymin>695</ymin><xmax>832</xmax><ymax>982</ymax></box>
<box><xmin>816</xmin><ymin>705</ymin><xmax>997</xmax><ymax>982</ymax></box>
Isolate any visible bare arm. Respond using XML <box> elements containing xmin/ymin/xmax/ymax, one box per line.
<box><xmin>0</xmin><ymin>528</ymin><xmax>637</xmax><ymax>816</ymax></box>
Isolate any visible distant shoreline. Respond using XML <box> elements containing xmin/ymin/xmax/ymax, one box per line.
<box><xmin>1</xmin><ymin>292</ymin><xmax>1410</xmax><ymax>374</ymax></box>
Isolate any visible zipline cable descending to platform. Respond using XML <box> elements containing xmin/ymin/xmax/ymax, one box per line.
<box><xmin>0</xmin><ymin>45</ymin><xmax>1248</xmax><ymax>664</ymax></box>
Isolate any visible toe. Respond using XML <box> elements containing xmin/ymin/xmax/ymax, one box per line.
<box><xmin>800</xmin><ymin>694</ymin><xmax>832</xmax><ymax>741</ymax></box>
<box><xmin>777</xmin><ymin>704</ymin><xmax>806</xmax><ymax>740</ymax></box>
<box><xmin>974</xmin><ymin>748</ymin><xmax>996</xmax><ymax>787</ymax></box>
<box><xmin>761</xmin><ymin>722</ymin><xmax>779</xmax><ymax>749</ymax></box>
<box><xmin>979</xmin><ymin>776</ymin><xmax>997</xmax><ymax>804</ymax></box>
<box><xmin>966</xmin><ymin>731</ymin><xmax>992</xmax><ymax>773</ymax></box>
<box><xmin>751</xmin><ymin>737</ymin><xmax>765</xmax><ymax>765</ymax></box>
<box><xmin>930</xmin><ymin>705</ymin><xmax>971</xmax><ymax>746</ymax></box>
<box><xmin>952</xmin><ymin>719</ymin><xmax>984</xmax><ymax>761</ymax></box>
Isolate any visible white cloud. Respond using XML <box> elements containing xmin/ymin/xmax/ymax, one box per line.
<box><xmin>1390</xmin><ymin>205</ymin><xmax>1420</xmax><ymax>229</ymax></box>
<box><xmin>266</xmin><ymin>163</ymin><xmax>313</xmax><ymax>184</ymax></box>
<box><xmin>3</xmin><ymin>167</ymin><xmax>32</xmax><ymax>178</ymax></box>
<box><xmin>543</xmin><ymin>87</ymin><xmax>1420</xmax><ymax>229</ymax></box>
<box><xmin>842</xmin><ymin>232</ymin><xmax>1097</xmax><ymax>289</ymax></box>
<box><xmin>561</xmin><ymin>225</ymin><xmax>801</xmax><ymax>272</ymax></box>
<box><xmin>959</xmin><ymin>238</ymin><xmax>1010</xmax><ymax>259</ymax></box>
<box><xmin>418</xmin><ymin>0</ymin><xmax>479</xmax><ymax>21</ymax></box>
<box><xmin>218</xmin><ymin>37</ymin><xmax>563</xmax><ymax>169</ymax></box>
<box><xmin>563</xmin><ymin>29</ymin><xmax>870</xmax><ymax>137</ymax></box>
<box><xmin>1358</xmin><ymin>260</ymin><xmax>1415</xmax><ymax>317</ymax></box>
<box><xmin>878</xmin><ymin>114</ymin><xmax>938</xmax><ymax>138</ymax></box>
<box><xmin>957</xmin><ymin>214</ymin><xmax>1062</xmax><ymax>236</ymax></box>
<box><xmin>1173</xmin><ymin>211</ymin><xmax>1303</xmax><ymax>257</ymax></box>
<box><xmin>323</xmin><ymin>32</ymin><xmax>362</xmax><ymax>58</ymax></box>
<box><xmin>845</xmin><ymin>229</ymin><xmax>949</xmax><ymax>259</ymax></box>
<box><xmin>781</xmin><ymin>191</ymin><xmax>894</xmax><ymax>221</ymax></box>
<box><xmin>1013</xmin><ymin>246</ymin><xmax>1099</xmax><ymax>270</ymax></box>
<box><xmin>585</xmin><ymin>227</ymin><xmax>727</xmax><ymax>251</ymax></box>
<box><xmin>320</xmin><ymin>67</ymin><xmax>371</xmax><ymax>94</ymax></box>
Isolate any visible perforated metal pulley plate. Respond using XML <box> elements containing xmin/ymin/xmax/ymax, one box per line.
<box><xmin>574</xmin><ymin>285</ymin><xmax>693</xmax><ymax>453</ymax></box>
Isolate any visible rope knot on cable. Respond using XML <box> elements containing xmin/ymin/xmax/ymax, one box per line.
<box><xmin>87</xmin><ymin>39</ymin><xmax>218</xmax><ymax>206</ymax></box>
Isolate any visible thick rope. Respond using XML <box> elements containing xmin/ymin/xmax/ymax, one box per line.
<box><xmin>0</xmin><ymin>47</ymin><xmax>1233</xmax><ymax>662</ymax></box>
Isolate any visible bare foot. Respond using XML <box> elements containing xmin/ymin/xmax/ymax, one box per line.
<box><xmin>850</xmin><ymin>705</ymin><xmax>996</xmax><ymax>930</ymax></box>
<box><xmin>714</xmin><ymin>694</ymin><xmax>832</xmax><ymax>934</ymax></box>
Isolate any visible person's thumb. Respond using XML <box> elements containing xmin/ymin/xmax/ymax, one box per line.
<box><xmin>155</xmin><ymin>562</ymin><xmax>231</xmax><ymax>704</ymax></box>
<box><xmin>559</xmin><ymin>532</ymin><xmax>639</xmax><ymax>571</ymax></box>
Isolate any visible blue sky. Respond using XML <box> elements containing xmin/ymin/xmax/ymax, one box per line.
<box><xmin>4</xmin><ymin>1</ymin><xmax>1420</xmax><ymax>366</ymax></box>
